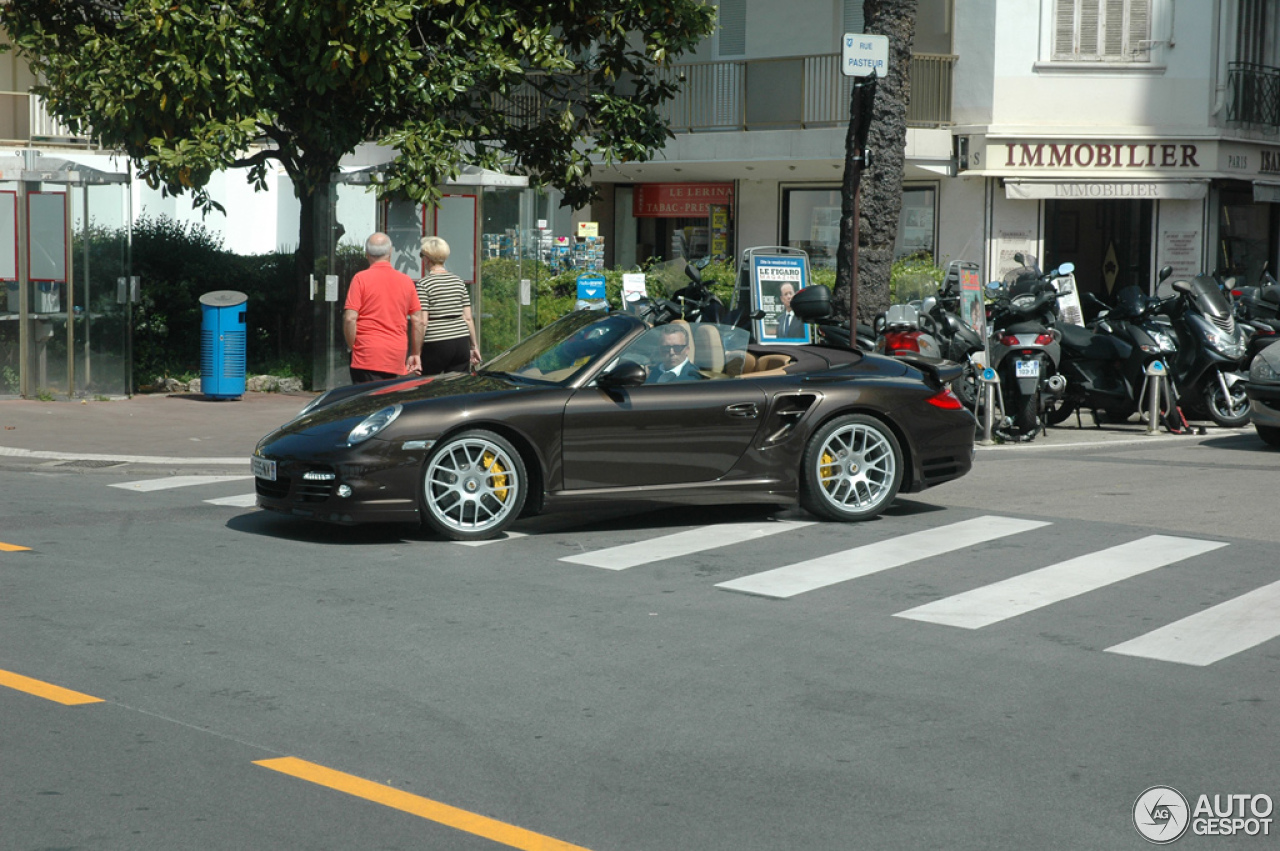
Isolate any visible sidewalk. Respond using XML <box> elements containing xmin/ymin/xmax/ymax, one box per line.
<box><xmin>0</xmin><ymin>391</ymin><xmax>314</xmax><ymax>472</ymax></box>
<box><xmin>0</xmin><ymin>390</ymin><xmax>1237</xmax><ymax>475</ymax></box>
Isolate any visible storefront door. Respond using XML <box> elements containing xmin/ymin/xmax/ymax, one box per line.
<box><xmin>1046</xmin><ymin>199</ymin><xmax>1153</xmax><ymax>301</ymax></box>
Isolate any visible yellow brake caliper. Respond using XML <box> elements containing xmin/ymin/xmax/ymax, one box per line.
<box><xmin>482</xmin><ymin>451</ymin><xmax>509</xmax><ymax>502</ymax></box>
<box><xmin>820</xmin><ymin>450</ymin><xmax>837</xmax><ymax>490</ymax></box>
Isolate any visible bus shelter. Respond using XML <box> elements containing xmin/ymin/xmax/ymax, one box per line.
<box><xmin>0</xmin><ymin>154</ymin><xmax>132</xmax><ymax>399</ymax></box>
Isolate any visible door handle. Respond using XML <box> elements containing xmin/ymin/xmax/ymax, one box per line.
<box><xmin>725</xmin><ymin>402</ymin><xmax>759</xmax><ymax>418</ymax></box>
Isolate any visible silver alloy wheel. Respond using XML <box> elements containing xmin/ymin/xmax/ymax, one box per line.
<box><xmin>807</xmin><ymin>417</ymin><xmax>900</xmax><ymax>518</ymax></box>
<box><xmin>424</xmin><ymin>433</ymin><xmax>523</xmax><ymax>537</ymax></box>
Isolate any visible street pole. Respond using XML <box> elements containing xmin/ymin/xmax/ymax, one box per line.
<box><xmin>840</xmin><ymin>73</ymin><xmax>878</xmax><ymax>334</ymax></box>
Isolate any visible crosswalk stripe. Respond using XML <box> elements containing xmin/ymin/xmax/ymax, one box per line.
<box><xmin>111</xmin><ymin>475</ymin><xmax>253</xmax><ymax>492</ymax></box>
<box><xmin>1105</xmin><ymin>578</ymin><xmax>1280</xmax><ymax>666</ymax></box>
<box><xmin>560</xmin><ymin>520</ymin><xmax>815</xmax><ymax>571</ymax></box>
<box><xmin>203</xmin><ymin>494</ymin><xmax>259</xmax><ymax>507</ymax></box>
<box><xmin>894</xmin><ymin>535</ymin><xmax>1228</xmax><ymax>629</ymax></box>
<box><xmin>715</xmin><ymin>515</ymin><xmax>1049</xmax><ymax>599</ymax></box>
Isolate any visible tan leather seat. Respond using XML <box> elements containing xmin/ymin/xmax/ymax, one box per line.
<box><xmin>752</xmin><ymin>353</ymin><xmax>793</xmax><ymax>374</ymax></box>
<box><xmin>692</xmin><ymin>324</ymin><xmax>725</xmax><ymax>374</ymax></box>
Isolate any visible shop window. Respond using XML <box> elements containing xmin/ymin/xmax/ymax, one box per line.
<box><xmin>1052</xmin><ymin>0</ymin><xmax>1150</xmax><ymax>63</ymax></box>
<box><xmin>782</xmin><ymin>186</ymin><xmax>937</xmax><ymax>269</ymax></box>
<box><xmin>1219</xmin><ymin>187</ymin><xmax>1273</xmax><ymax>285</ymax></box>
<box><xmin>896</xmin><ymin>186</ymin><xmax>937</xmax><ymax>260</ymax></box>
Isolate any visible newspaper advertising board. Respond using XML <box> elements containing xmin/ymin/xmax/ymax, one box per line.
<box><xmin>747</xmin><ymin>248</ymin><xmax>812</xmax><ymax>344</ymax></box>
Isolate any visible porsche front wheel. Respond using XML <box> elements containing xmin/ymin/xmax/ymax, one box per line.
<box><xmin>421</xmin><ymin>430</ymin><xmax>527</xmax><ymax>541</ymax></box>
<box><xmin>800</xmin><ymin>414</ymin><xmax>903</xmax><ymax>522</ymax></box>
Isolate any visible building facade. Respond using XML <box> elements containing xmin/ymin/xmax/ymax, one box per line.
<box><xmin>588</xmin><ymin>0</ymin><xmax>1280</xmax><ymax>307</ymax></box>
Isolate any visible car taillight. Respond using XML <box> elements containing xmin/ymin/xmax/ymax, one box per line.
<box><xmin>1034</xmin><ymin>333</ymin><xmax>1054</xmax><ymax>345</ymax></box>
<box><xmin>998</xmin><ymin>333</ymin><xmax>1019</xmax><ymax>347</ymax></box>
<box><xmin>925</xmin><ymin>387</ymin><xmax>965</xmax><ymax>410</ymax></box>
<box><xmin>882</xmin><ymin>331</ymin><xmax>922</xmax><ymax>354</ymax></box>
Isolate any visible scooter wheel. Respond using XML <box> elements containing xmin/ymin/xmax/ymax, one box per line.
<box><xmin>1203</xmin><ymin>378</ymin><xmax>1250</xmax><ymax>428</ymax></box>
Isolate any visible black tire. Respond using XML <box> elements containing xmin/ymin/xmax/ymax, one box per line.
<box><xmin>1256</xmin><ymin>424</ymin><xmax>1280</xmax><ymax>447</ymax></box>
<box><xmin>1203</xmin><ymin>375</ymin><xmax>1250</xmax><ymax>428</ymax></box>
<box><xmin>421</xmin><ymin>430</ymin><xmax>527</xmax><ymax>541</ymax></box>
<box><xmin>799</xmin><ymin>414</ymin><xmax>903</xmax><ymax>522</ymax></box>
<box><xmin>1012</xmin><ymin>389</ymin><xmax>1039</xmax><ymax>435</ymax></box>
<box><xmin>951</xmin><ymin>366</ymin><xmax>979</xmax><ymax>411</ymax></box>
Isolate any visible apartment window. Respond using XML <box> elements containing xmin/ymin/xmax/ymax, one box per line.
<box><xmin>1053</xmin><ymin>0</ymin><xmax>1150</xmax><ymax>62</ymax></box>
<box><xmin>718</xmin><ymin>0</ymin><xmax>746</xmax><ymax>57</ymax></box>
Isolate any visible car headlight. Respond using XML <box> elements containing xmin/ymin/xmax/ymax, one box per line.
<box><xmin>1251</xmin><ymin>354</ymin><xmax>1280</xmax><ymax>382</ymax></box>
<box><xmin>347</xmin><ymin>404</ymin><xmax>402</xmax><ymax>445</ymax></box>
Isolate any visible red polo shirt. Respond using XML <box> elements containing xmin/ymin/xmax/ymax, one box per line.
<box><xmin>344</xmin><ymin>261</ymin><xmax>421</xmax><ymax>374</ymax></box>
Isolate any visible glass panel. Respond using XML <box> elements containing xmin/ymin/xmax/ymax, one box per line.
<box><xmin>896</xmin><ymin>185</ymin><xmax>937</xmax><ymax>259</ymax></box>
<box><xmin>29</xmin><ymin>189</ymin><xmax>69</xmax><ymax>398</ymax></box>
<box><xmin>479</xmin><ymin>186</ymin><xmax>530</xmax><ymax>358</ymax></box>
<box><xmin>783</xmin><ymin>187</ymin><xmax>841</xmax><ymax>270</ymax></box>
<box><xmin>74</xmin><ymin>183</ymin><xmax>131</xmax><ymax>397</ymax></box>
<box><xmin>0</xmin><ymin>186</ymin><xmax>17</xmax><ymax>396</ymax></box>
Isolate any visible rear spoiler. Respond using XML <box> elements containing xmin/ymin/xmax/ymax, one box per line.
<box><xmin>893</xmin><ymin>354</ymin><xmax>964</xmax><ymax>388</ymax></box>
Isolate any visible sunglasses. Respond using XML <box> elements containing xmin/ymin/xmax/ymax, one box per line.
<box><xmin>659</xmin><ymin>344</ymin><xmax>687</xmax><ymax>353</ymax></box>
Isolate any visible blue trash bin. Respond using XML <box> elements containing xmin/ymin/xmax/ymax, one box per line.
<box><xmin>199</xmin><ymin>290</ymin><xmax>248</xmax><ymax>399</ymax></box>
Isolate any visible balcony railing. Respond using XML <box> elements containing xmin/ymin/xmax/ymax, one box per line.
<box><xmin>0</xmin><ymin>91</ymin><xmax>97</xmax><ymax>147</ymax></box>
<box><xmin>659</xmin><ymin>52</ymin><xmax>955</xmax><ymax>132</ymax></box>
<box><xmin>1226</xmin><ymin>62</ymin><xmax>1280</xmax><ymax>130</ymax></box>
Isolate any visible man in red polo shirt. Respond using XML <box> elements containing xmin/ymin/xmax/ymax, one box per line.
<box><xmin>343</xmin><ymin>232</ymin><xmax>424</xmax><ymax>383</ymax></box>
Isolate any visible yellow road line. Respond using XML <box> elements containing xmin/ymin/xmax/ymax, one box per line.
<box><xmin>0</xmin><ymin>541</ymin><xmax>32</xmax><ymax>552</ymax></box>
<box><xmin>0</xmin><ymin>669</ymin><xmax>103</xmax><ymax>705</ymax></box>
<box><xmin>254</xmin><ymin>757</ymin><xmax>595</xmax><ymax>851</ymax></box>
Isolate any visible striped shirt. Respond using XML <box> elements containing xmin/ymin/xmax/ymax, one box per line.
<box><xmin>416</xmin><ymin>271</ymin><xmax>471</xmax><ymax>344</ymax></box>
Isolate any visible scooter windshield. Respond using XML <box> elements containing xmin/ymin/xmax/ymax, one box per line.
<box><xmin>1188</xmin><ymin>276</ymin><xmax>1232</xmax><ymax>319</ymax></box>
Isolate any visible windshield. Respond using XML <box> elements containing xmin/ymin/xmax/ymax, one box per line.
<box><xmin>1189</xmin><ymin>276</ymin><xmax>1232</xmax><ymax>319</ymax></box>
<box><xmin>484</xmin><ymin>311</ymin><xmax>639</xmax><ymax>383</ymax></box>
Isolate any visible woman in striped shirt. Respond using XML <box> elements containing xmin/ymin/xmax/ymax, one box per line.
<box><xmin>416</xmin><ymin>236</ymin><xmax>480</xmax><ymax>375</ymax></box>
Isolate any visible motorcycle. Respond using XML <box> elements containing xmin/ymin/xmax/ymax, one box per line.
<box><xmin>1048</xmin><ymin>274</ymin><xmax>1183</xmax><ymax>431</ymax></box>
<box><xmin>985</xmin><ymin>256</ymin><xmax>1071</xmax><ymax>439</ymax></box>
<box><xmin>1160</xmin><ymin>273</ymin><xmax>1251</xmax><ymax>427</ymax></box>
<box><xmin>1231</xmin><ymin>269</ymin><xmax>1280</xmax><ymax>361</ymax></box>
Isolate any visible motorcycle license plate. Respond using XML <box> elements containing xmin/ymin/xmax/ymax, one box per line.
<box><xmin>251</xmin><ymin>456</ymin><xmax>276</xmax><ymax>481</ymax></box>
<box><xmin>1015</xmin><ymin>360</ymin><xmax>1040</xmax><ymax>378</ymax></box>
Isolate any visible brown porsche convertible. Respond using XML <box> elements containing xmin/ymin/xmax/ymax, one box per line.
<box><xmin>253</xmin><ymin>307</ymin><xmax>976</xmax><ymax>541</ymax></box>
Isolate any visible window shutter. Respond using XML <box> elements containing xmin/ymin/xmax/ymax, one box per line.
<box><xmin>844</xmin><ymin>0</ymin><xmax>865</xmax><ymax>35</ymax></box>
<box><xmin>1080</xmin><ymin>0</ymin><xmax>1101</xmax><ymax>58</ymax></box>
<box><xmin>1054</xmin><ymin>0</ymin><xmax>1078</xmax><ymax>59</ymax></box>
<box><xmin>1055</xmin><ymin>0</ymin><xmax>1150</xmax><ymax>62</ymax></box>
<box><xmin>718</xmin><ymin>0</ymin><xmax>746</xmax><ymax>57</ymax></box>
<box><xmin>1126</xmin><ymin>0</ymin><xmax>1151</xmax><ymax>60</ymax></box>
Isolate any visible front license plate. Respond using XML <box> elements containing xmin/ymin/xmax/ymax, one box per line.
<box><xmin>1015</xmin><ymin>359</ymin><xmax>1040</xmax><ymax>379</ymax></box>
<box><xmin>251</xmin><ymin>456</ymin><xmax>277</xmax><ymax>481</ymax></box>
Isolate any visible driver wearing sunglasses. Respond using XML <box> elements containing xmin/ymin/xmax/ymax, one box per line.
<box><xmin>647</xmin><ymin>324</ymin><xmax>705</xmax><ymax>383</ymax></box>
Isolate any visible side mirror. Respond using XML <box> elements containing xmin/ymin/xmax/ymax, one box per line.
<box><xmin>1055</xmin><ymin>262</ymin><xmax>1075</xmax><ymax>276</ymax></box>
<box><xmin>790</xmin><ymin>284</ymin><xmax>833</xmax><ymax>321</ymax></box>
<box><xmin>987</xmin><ymin>281</ymin><xmax>1002</xmax><ymax>293</ymax></box>
<box><xmin>1014</xmin><ymin>253</ymin><xmax>1026</xmax><ymax>265</ymax></box>
<box><xmin>920</xmin><ymin>295</ymin><xmax>938</xmax><ymax>313</ymax></box>
<box><xmin>684</xmin><ymin>262</ymin><xmax>703</xmax><ymax>285</ymax></box>
<box><xmin>1158</xmin><ymin>265</ymin><xmax>1173</xmax><ymax>282</ymax></box>
<box><xmin>597</xmin><ymin>361</ymin><xmax>648</xmax><ymax>388</ymax></box>
<box><xmin>1172</xmin><ymin>279</ymin><xmax>1192</xmax><ymax>295</ymax></box>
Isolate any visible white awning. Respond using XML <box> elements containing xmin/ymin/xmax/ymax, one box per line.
<box><xmin>1003</xmin><ymin>179</ymin><xmax>1209</xmax><ymax>201</ymax></box>
<box><xmin>1254</xmin><ymin>181</ymin><xmax>1280</xmax><ymax>203</ymax></box>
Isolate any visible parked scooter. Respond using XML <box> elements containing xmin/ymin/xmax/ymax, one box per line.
<box><xmin>985</xmin><ymin>256</ymin><xmax>1070</xmax><ymax>439</ymax></box>
<box><xmin>1231</xmin><ymin>269</ymin><xmax>1280</xmax><ymax>361</ymax></box>
<box><xmin>1160</xmin><ymin>273</ymin><xmax>1251</xmax><ymax>427</ymax></box>
<box><xmin>1049</xmin><ymin>273</ymin><xmax>1183</xmax><ymax>430</ymax></box>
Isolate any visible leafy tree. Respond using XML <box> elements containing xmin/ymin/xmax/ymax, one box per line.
<box><xmin>0</xmin><ymin>0</ymin><xmax>716</xmax><ymax>349</ymax></box>
<box><xmin>835</xmin><ymin>0</ymin><xmax>918</xmax><ymax>326</ymax></box>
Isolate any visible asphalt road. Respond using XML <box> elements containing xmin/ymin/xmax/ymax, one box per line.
<box><xmin>1</xmin><ymin>429</ymin><xmax>1278</xmax><ymax>850</ymax></box>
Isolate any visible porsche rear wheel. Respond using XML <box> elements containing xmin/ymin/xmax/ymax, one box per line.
<box><xmin>421</xmin><ymin>430</ymin><xmax>527</xmax><ymax>541</ymax></box>
<box><xmin>800</xmin><ymin>414</ymin><xmax>903</xmax><ymax>522</ymax></box>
